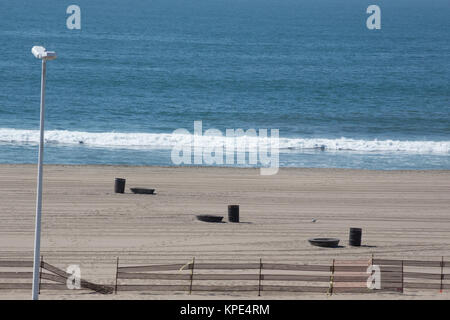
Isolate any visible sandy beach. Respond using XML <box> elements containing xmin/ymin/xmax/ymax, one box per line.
<box><xmin>1</xmin><ymin>164</ymin><xmax>450</xmax><ymax>299</ymax></box>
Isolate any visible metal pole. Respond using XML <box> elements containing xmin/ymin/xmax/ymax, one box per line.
<box><xmin>32</xmin><ymin>59</ymin><xmax>46</xmax><ymax>300</ymax></box>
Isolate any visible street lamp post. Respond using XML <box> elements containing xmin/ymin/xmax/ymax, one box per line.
<box><xmin>31</xmin><ymin>46</ymin><xmax>57</xmax><ymax>300</ymax></box>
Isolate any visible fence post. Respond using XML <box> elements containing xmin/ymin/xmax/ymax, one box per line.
<box><xmin>114</xmin><ymin>257</ymin><xmax>119</xmax><ymax>294</ymax></box>
<box><xmin>401</xmin><ymin>260</ymin><xmax>404</xmax><ymax>294</ymax></box>
<box><xmin>189</xmin><ymin>257</ymin><xmax>195</xmax><ymax>295</ymax></box>
<box><xmin>38</xmin><ymin>255</ymin><xmax>43</xmax><ymax>294</ymax></box>
<box><xmin>258</xmin><ymin>258</ymin><xmax>263</xmax><ymax>297</ymax></box>
<box><xmin>440</xmin><ymin>256</ymin><xmax>444</xmax><ymax>293</ymax></box>
<box><xmin>328</xmin><ymin>259</ymin><xmax>335</xmax><ymax>296</ymax></box>
<box><xmin>369</xmin><ymin>254</ymin><xmax>374</xmax><ymax>292</ymax></box>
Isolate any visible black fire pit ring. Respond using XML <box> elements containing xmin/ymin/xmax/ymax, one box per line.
<box><xmin>196</xmin><ymin>215</ymin><xmax>224</xmax><ymax>223</ymax></box>
<box><xmin>130</xmin><ymin>188</ymin><xmax>155</xmax><ymax>194</ymax></box>
<box><xmin>308</xmin><ymin>238</ymin><xmax>340</xmax><ymax>248</ymax></box>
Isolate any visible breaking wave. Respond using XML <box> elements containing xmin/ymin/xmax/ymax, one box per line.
<box><xmin>0</xmin><ymin>128</ymin><xmax>449</xmax><ymax>154</ymax></box>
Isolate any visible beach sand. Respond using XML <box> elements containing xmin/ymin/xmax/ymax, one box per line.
<box><xmin>1</xmin><ymin>164</ymin><xmax>449</xmax><ymax>300</ymax></box>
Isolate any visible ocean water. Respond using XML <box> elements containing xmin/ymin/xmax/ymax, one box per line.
<box><xmin>0</xmin><ymin>0</ymin><xmax>449</xmax><ymax>170</ymax></box>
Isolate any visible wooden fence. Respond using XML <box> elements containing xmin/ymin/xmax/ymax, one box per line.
<box><xmin>0</xmin><ymin>258</ymin><xmax>113</xmax><ymax>294</ymax></box>
<box><xmin>373</xmin><ymin>258</ymin><xmax>450</xmax><ymax>292</ymax></box>
<box><xmin>114</xmin><ymin>258</ymin><xmax>405</xmax><ymax>295</ymax></box>
<box><xmin>1</xmin><ymin>256</ymin><xmax>448</xmax><ymax>296</ymax></box>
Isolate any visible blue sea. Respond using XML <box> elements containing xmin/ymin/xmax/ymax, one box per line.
<box><xmin>0</xmin><ymin>0</ymin><xmax>449</xmax><ymax>170</ymax></box>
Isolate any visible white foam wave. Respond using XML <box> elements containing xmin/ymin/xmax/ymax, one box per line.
<box><xmin>0</xmin><ymin>128</ymin><xmax>449</xmax><ymax>154</ymax></box>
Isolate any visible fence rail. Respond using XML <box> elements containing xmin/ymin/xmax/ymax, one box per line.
<box><xmin>373</xmin><ymin>259</ymin><xmax>449</xmax><ymax>267</ymax></box>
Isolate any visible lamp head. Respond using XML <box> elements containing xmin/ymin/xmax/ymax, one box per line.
<box><xmin>31</xmin><ymin>46</ymin><xmax>57</xmax><ymax>60</ymax></box>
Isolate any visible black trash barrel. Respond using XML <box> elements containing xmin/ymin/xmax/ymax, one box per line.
<box><xmin>114</xmin><ymin>178</ymin><xmax>126</xmax><ymax>194</ymax></box>
<box><xmin>349</xmin><ymin>227</ymin><xmax>362</xmax><ymax>246</ymax></box>
<box><xmin>228</xmin><ymin>205</ymin><xmax>239</xmax><ymax>223</ymax></box>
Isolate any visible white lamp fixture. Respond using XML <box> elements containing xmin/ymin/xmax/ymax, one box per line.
<box><xmin>31</xmin><ymin>46</ymin><xmax>57</xmax><ymax>300</ymax></box>
<box><xmin>32</xmin><ymin>46</ymin><xmax>57</xmax><ymax>60</ymax></box>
